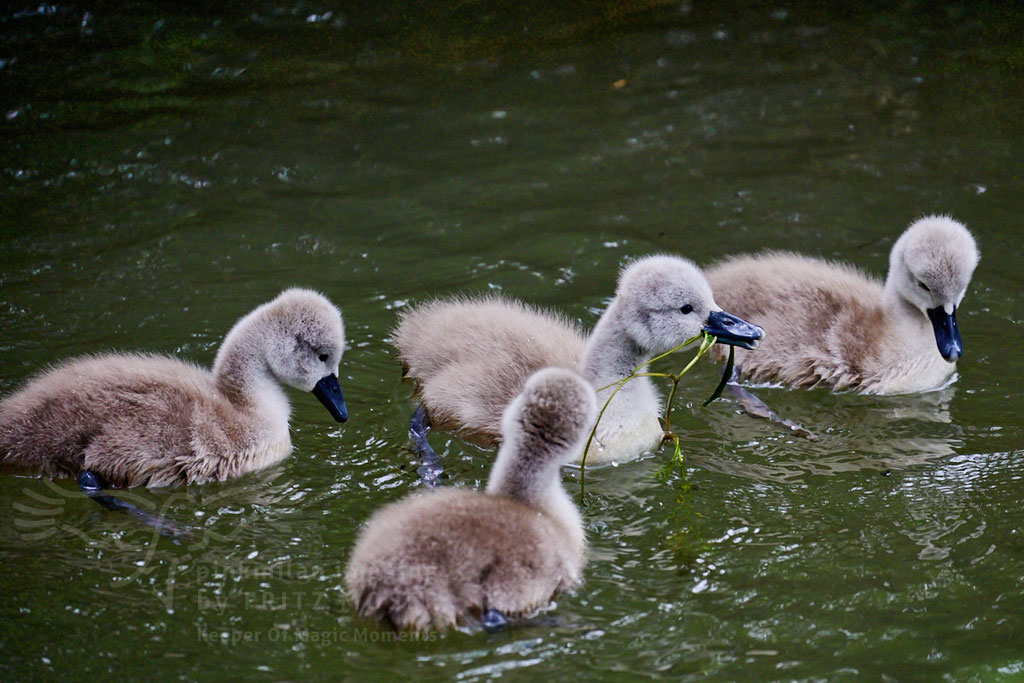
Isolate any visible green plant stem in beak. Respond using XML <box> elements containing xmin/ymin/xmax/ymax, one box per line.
<box><xmin>702</xmin><ymin>345</ymin><xmax>735</xmax><ymax>407</ymax></box>
<box><xmin>579</xmin><ymin>331</ymin><xmax>718</xmax><ymax>502</ymax></box>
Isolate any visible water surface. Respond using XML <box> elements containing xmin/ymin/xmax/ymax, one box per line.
<box><xmin>2</xmin><ymin>1</ymin><xmax>1023</xmax><ymax>679</ymax></box>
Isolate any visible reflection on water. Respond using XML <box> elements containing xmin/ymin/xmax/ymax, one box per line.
<box><xmin>689</xmin><ymin>384</ymin><xmax>962</xmax><ymax>484</ymax></box>
<box><xmin>892</xmin><ymin>451</ymin><xmax>1014</xmax><ymax>562</ymax></box>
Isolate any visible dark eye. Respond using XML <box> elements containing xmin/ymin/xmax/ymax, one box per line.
<box><xmin>918</xmin><ymin>281</ymin><xmax>930</xmax><ymax>292</ymax></box>
<box><xmin>319</xmin><ymin>353</ymin><xmax>329</xmax><ymax>362</ymax></box>
<box><xmin>680</xmin><ymin>304</ymin><xmax>693</xmax><ymax>314</ymax></box>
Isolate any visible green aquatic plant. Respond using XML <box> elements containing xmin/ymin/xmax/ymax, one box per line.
<box><xmin>578</xmin><ymin>332</ymin><xmax>735</xmax><ymax>497</ymax></box>
<box><xmin>656</xmin><ymin>460</ymin><xmax>711</xmax><ymax>572</ymax></box>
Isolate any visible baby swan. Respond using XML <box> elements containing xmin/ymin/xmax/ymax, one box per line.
<box><xmin>394</xmin><ymin>254</ymin><xmax>763</xmax><ymax>464</ymax></box>
<box><xmin>707</xmin><ymin>215</ymin><xmax>980</xmax><ymax>394</ymax></box>
<box><xmin>345</xmin><ymin>367</ymin><xmax>597</xmax><ymax>632</ymax></box>
<box><xmin>0</xmin><ymin>288</ymin><xmax>349</xmax><ymax>487</ymax></box>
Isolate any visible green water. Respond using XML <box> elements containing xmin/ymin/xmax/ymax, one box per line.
<box><xmin>2</xmin><ymin>2</ymin><xmax>1023</xmax><ymax>679</ymax></box>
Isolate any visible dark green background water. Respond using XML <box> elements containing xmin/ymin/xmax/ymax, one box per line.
<box><xmin>2</xmin><ymin>1</ymin><xmax>1022</xmax><ymax>679</ymax></box>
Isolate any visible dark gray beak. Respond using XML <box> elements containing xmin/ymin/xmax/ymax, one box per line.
<box><xmin>312</xmin><ymin>374</ymin><xmax>348</xmax><ymax>423</ymax></box>
<box><xmin>927</xmin><ymin>305</ymin><xmax>962</xmax><ymax>362</ymax></box>
<box><xmin>704</xmin><ymin>310</ymin><xmax>765</xmax><ymax>350</ymax></box>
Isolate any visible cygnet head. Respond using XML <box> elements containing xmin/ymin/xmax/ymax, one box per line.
<box><xmin>888</xmin><ymin>216</ymin><xmax>979</xmax><ymax>362</ymax></box>
<box><xmin>499</xmin><ymin>367</ymin><xmax>598</xmax><ymax>469</ymax></box>
<box><xmin>219</xmin><ymin>288</ymin><xmax>349</xmax><ymax>422</ymax></box>
<box><xmin>614</xmin><ymin>254</ymin><xmax>764</xmax><ymax>353</ymax></box>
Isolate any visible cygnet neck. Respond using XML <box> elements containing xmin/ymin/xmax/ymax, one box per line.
<box><xmin>579</xmin><ymin>302</ymin><xmax>649</xmax><ymax>387</ymax></box>
<box><xmin>882</xmin><ymin>271</ymin><xmax>926</xmax><ymax>328</ymax></box>
<box><xmin>487</xmin><ymin>438</ymin><xmax>567</xmax><ymax>511</ymax></box>
<box><xmin>486</xmin><ymin>440</ymin><xmax>582</xmax><ymax>550</ymax></box>
<box><xmin>213</xmin><ymin>316</ymin><xmax>279</xmax><ymax>409</ymax></box>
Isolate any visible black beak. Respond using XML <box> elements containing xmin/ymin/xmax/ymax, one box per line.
<box><xmin>704</xmin><ymin>310</ymin><xmax>765</xmax><ymax>350</ymax></box>
<box><xmin>312</xmin><ymin>374</ymin><xmax>348</xmax><ymax>423</ymax></box>
<box><xmin>927</xmin><ymin>305</ymin><xmax>962</xmax><ymax>362</ymax></box>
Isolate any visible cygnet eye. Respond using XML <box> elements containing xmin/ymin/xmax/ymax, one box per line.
<box><xmin>680</xmin><ymin>304</ymin><xmax>694</xmax><ymax>314</ymax></box>
<box><xmin>319</xmin><ymin>353</ymin><xmax>329</xmax><ymax>362</ymax></box>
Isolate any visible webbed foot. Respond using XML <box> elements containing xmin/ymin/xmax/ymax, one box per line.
<box><xmin>725</xmin><ymin>382</ymin><xmax>818</xmax><ymax>441</ymax></box>
<box><xmin>481</xmin><ymin>608</ymin><xmax>509</xmax><ymax>633</ymax></box>
<box><xmin>77</xmin><ymin>470</ymin><xmax>193</xmax><ymax>542</ymax></box>
<box><xmin>78</xmin><ymin>470</ymin><xmax>133</xmax><ymax>512</ymax></box>
<box><xmin>410</xmin><ymin>405</ymin><xmax>444</xmax><ymax>487</ymax></box>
